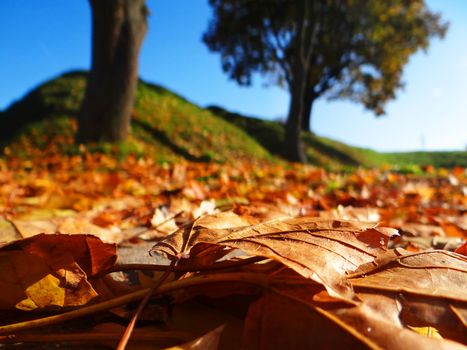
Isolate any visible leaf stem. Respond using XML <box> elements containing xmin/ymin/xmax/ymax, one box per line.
<box><xmin>99</xmin><ymin>256</ymin><xmax>265</xmax><ymax>276</ymax></box>
<box><xmin>117</xmin><ymin>260</ymin><xmax>176</xmax><ymax>350</ymax></box>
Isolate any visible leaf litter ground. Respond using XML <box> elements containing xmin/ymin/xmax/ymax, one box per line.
<box><xmin>0</xmin><ymin>153</ymin><xmax>466</xmax><ymax>349</ymax></box>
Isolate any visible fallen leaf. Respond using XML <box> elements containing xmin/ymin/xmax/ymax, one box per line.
<box><xmin>0</xmin><ymin>233</ymin><xmax>117</xmax><ymax>310</ymax></box>
<box><xmin>243</xmin><ymin>268</ymin><xmax>467</xmax><ymax>349</ymax></box>
<box><xmin>320</xmin><ymin>205</ymin><xmax>381</xmax><ymax>223</ymax></box>
<box><xmin>349</xmin><ymin>249</ymin><xmax>467</xmax><ymax>302</ymax></box>
<box><xmin>455</xmin><ymin>242</ymin><xmax>467</xmax><ymax>256</ymax></box>
<box><xmin>150</xmin><ymin>207</ymin><xmax>179</xmax><ymax>235</ymax></box>
<box><xmin>11</xmin><ymin>218</ymin><xmax>57</xmax><ymax>238</ymax></box>
<box><xmin>440</xmin><ymin>222</ymin><xmax>467</xmax><ymax>239</ymax></box>
<box><xmin>408</xmin><ymin>326</ymin><xmax>443</xmax><ymax>339</ymax></box>
<box><xmin>165</xmin><ymin>325</ymin><xmax>225</xmax><ymax>350</ymax></box>
<box><xmin>0</xmin><ymin>250</ymin><xmax>97</xmax><ymax>310</ymax></box>
<box><xmin>4</xmin><ymin>233</ymin><xmax>117</xmax><ymax>277</ymax></box>
<box><xmin>0</xmin><ymin>219</ymin><xmax>20</xmax><ymax>243</ymax></box>
<box><xmin>348</xmin><ymin>249</ymin><xmax>467</xmax><ymax>343</ymax></box>
<box><xmin>153</xmin><ymin>215</ymin><xmax>395</xmax><ymax>301</ymax></box>
<box><xmin>399</xmin><ymin>223</ymin><xmax>444</xmax><ymax>237</ymax></box>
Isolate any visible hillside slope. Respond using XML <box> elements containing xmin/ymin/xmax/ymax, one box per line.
<box><xmin>0</xmin><ymin>71</ymin><xmax>271</xmax><ymax>163</ymax></box>
<box><xmin>208</xmin><ymin>106</ymin><xmax>467</xmax><ymax>168</ymax></box>
<box><xmin>1</xmin><ymin>71</ymin><xmax>465</xmax><ymax>168</ymax></box>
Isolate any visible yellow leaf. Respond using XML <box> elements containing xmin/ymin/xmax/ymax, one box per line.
<box><xmin>408</xmin><ymin>326</ymin><xmax>443</xmax><ymax>339</ymax></box>
<box><xmin>17</xmin><ymin>274</ymin><xmax>64</xmax><ymax>310</ymax></box>
<box><xmin>0</xmin><ymin>250</ymin><xmax>97</xmax><ymax>311</ymax></box>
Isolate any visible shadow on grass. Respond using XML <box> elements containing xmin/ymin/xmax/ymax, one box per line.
<box><xmin>303</xmin><ymin>136</ymin><xmax>360</xmax><ymax>166</ymax></box>
<box><xmin>132</xmin><ymin>119</ymin><xmax>211</xmax><ymax>162</ymax></box>
<box><xmin>207</xmin><ymin>105</ymin><xmax>286</xmax><ymax>157</ymax></box>
<box><xmin>209</xmin><ymin>105</ymin><xmax>360</xmax><ymax>166</ymax></box>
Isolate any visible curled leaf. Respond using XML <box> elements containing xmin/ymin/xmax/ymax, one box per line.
<box><xmin>153</xmin><ymin>214</ymin><xmax>395</xmax><ymax>301</ymax></box>
<box><xmin>4</xmin><ymin>233</ymin><xmax>117</xmax><ymax>277</ymax></box>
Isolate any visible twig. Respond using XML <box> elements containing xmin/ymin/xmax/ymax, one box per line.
<box><xmin>0</xmin><ymin>272</ymin><xmax>268</xmax><ymax>336</ymax></box>
<box><xmin>0</xmin><ymin>330</ymin><xmax>191</xmax><ymax>344</ymax></box>
<box><xmin>100</xmin><ymin>256</ymin><xmax>266</xmax><ymax>276</ymax></box>
<box><xmin>116</xmin><ymin>260</ymin><xmax>176</xmax><ymax>350</ymax></box>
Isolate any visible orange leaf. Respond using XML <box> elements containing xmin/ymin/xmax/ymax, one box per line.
<box><xmin>440</xmin><ymin>222</ymin><xmax>467</xmax><ymax>239</ymax></box>
<box><xmin>455</xmin><ymin>242</ymin><xmax>467</xmax><ymax>256</ymax></box>
<box><xmin>0</xmin><ymin>233</ymin><xmax>117</xmax><ymax>310</ymax></box>
<box><xmin>4</xmin><ymin>233</ymin><xmax>117</xmax><ymax>277</ymax></box>
<box><xmin>0</xmin><ymin>250</ymin><xmax>97</xmax><ymax>310</ymax></box>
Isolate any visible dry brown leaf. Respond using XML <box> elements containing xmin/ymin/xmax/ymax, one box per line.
<box><xmin>56</xmin><ymin>216</ymin><xmax>122</xmax><ymax>243</ymax></box>
<box><xmin>0</xmin><ymin>234</ymin><xmax>117</xmax><ymax>310</ymax></box>
<box><xmin>347</xmin><ymin>249</ymin><xmax>467</xmax><ymax>343</ymax></box>
<box><xmin>10</xmin><ymin>216</ymin><xmax>123</xmax><ymax>243</ymax></box>
<box><xmin>242</xmin><ymin>268</ymin><xmax>467</xmax><ymax>349</ymax></box>
<box><xmin>232</xmin><ymin>202</ymin><xmax>290</xmax><ymax>224</ymax></box>
<box><xmin>0</xmin><ymin>250</ymin><xmax>97</xmax><ymax>310</ymax></box>
<box><xmin>243</xmin><ymin>289</ymin><xmax>372</xmax><ymax>350</ymax></box>
<box><xmin>322</xmin><ymin>297</ymin><xmax>467</xmax><ymax>350</ymax></box>
<box><xmin>152</xmin><ymin>214</ymin><xmax>396</xmax><ymax>301</ymax></box>
<box><xmin>168</xmin><ymin>298</ymin><xmax>245</xmax><ymax>350</ymax></box>
<box><xmin>3</xmin><ymin>233</ymin><xmax>117</xmax><ymax>277</ymax></box>
<box><xmin>11</xmin><ymin>218</ymin><xmax>57</xmax><ymax>238</ymax></box>
<box><xmin>349</xmin><ymin>249</ymin><xmax>467</xmax><ymax>302</ymax></box>
<box><xmin>165</xmin><ymin>325</ymin><xmax>225</xmax><ymax>350</ymax></box>
<box><xmin>399</xmin><ymin>223</ymin><xmax>445</xmax><ymax>237</ymax></box>
<box><xmin>319</xmin><ymin>205</ymin><xmax>381</xmax><ymax>223</ymax></box>
<box><xmin>0</xmin><ymin>219</ymin><xmax>20</xmax><ymax>243</ymax></box>
<box><xmin>149</xmin><ymin>208</ymin><xmax>180</xmax><ymax>235</ymax></box>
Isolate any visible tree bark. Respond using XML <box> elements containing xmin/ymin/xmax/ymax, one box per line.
<box><xmin>76</xmin><ymin>0</ymin><xmax>148</xmax><ymax>143</ymax></box>
<box><xmin>300</xmin><ymin>88</ymin><xmax>315</xmax><ymax>133</ymax></box>
<box><xmin>285</xmin><ymin>71</ymin><xmax>307</xmax><ymax>163</ymax></box>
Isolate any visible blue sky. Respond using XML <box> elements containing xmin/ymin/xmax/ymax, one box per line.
<box><xmin>0</xmin><ymin>0</ymin><xmax>466</xmax><ymax>151</ymax></box>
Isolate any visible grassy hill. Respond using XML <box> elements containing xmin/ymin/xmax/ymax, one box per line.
<box><xmin>1</xmin><ymin>71</ymin><xmax>465</xmax><ymax>168</ymax></box>
<box><xmin>0</xmin><ymin>71</ymin><xmax>271</xmax><ymax>163</ymax></box>
<box><xmin>207</xmin><ymin>106</ymin><xmax>466</xmax><ymax>168</ymax></box>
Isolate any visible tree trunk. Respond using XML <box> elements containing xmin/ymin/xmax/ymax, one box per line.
<box><xmin>285</xmin><ymin>73</ymin><xmax>308</xmax><ymax>163</ymax></box>
<box><xmin>76</xmin><ymin>0</ymin><xmax>148</xmax><ymax>143</ymax></box>
<box><xmin>300</xmin><ymin>88</ymin><xmax>315</xmax><ymax>133</ymax></box>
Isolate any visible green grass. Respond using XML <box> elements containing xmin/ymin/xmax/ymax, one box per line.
<box><xmin>208</xmin><ymin>106</ymin><xmax>467</xmax><ymax>168</ymax></box>
<box><xmin>0</xmin><ymin>70</ymin><xmax>465</xmax><ymax>168</ymax></box>
<box><xmin>0</xmin><ymin>71</ymin><xmax>271</xmax><ymax>163</ymax></box>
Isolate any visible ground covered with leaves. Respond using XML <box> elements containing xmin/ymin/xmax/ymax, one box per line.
<box><xmin>0</xmin><ymin>153</ymin><xmax>466</xmax><ymax>349</ymax></box>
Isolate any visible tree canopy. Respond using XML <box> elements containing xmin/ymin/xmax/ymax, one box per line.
<box><xmin>204</xmin><ymin>0</ymin><xmax>448</xmax><ymax>162</ymax></box>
